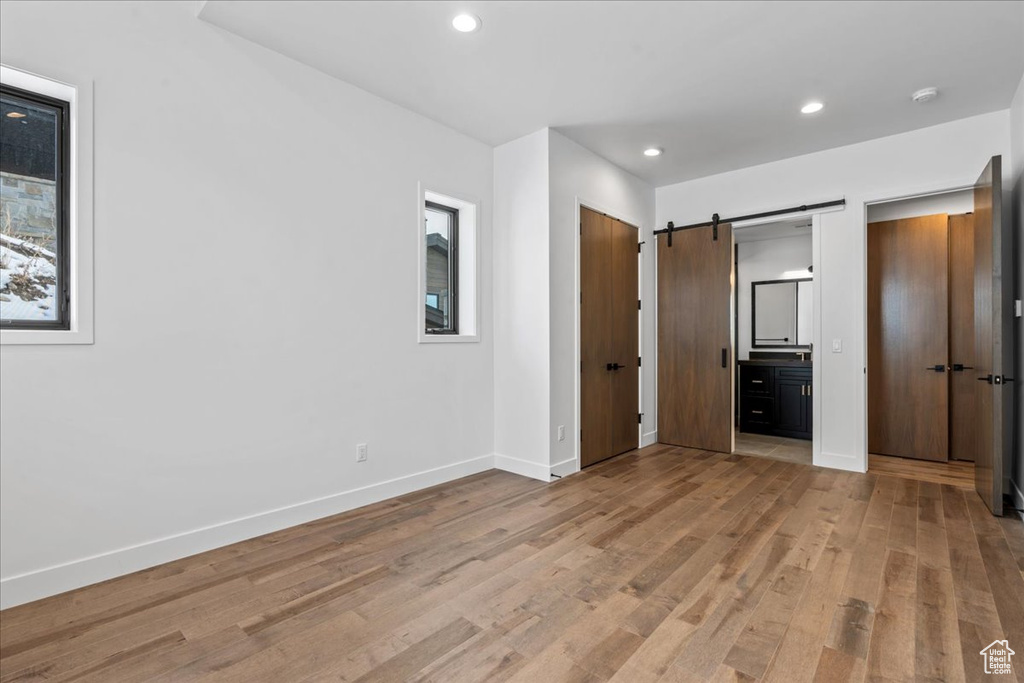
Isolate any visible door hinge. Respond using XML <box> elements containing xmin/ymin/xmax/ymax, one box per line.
<box><xmin>638</xmin><ymin>356</ymin><xmax>642</xmax><ymax>367</ymax></box>
<box><xmin>712</xmin><ymin>213</ymin><xmax>720</xmax><ymax>241</ymax></box>
<box><xmin>580</xmin><ymin>360</ymin><xmax>583</xmax><ymax>373</ymax></box>
<box><xmin>638</xmin><ymin>241</ymin><xmax>645</xmax><ymax>253</ymax></box>
<box><xmin>580</xmin><ymin>429</ymin><xmax>583</xmax><ymax>442</ymax></box>
<box><xmin>638</xmin><ymin>413</ymin><xmax>643</xmax><ymax>424</ymax></box>
<box><xmin>638</xmin><ymin>299</ymin><xmax>642</xmax><ymax>310</ymax></box>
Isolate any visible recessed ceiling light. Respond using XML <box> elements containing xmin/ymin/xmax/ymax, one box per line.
<box><xmin>800</xmin><ymin>101</ymin><xmax>824</xmax><ymax>114</ymax></box>
<box><xmin>5</xmin><ymin>111</ymin><xmax>26</xmax><ymax>119</ymax></box>
<box><xmin>911</xmin><ymin>87</ymin><xmax>939</xmax><ymax>103</ymax></box>
<box><xmin>452</xmin><ymin>13</ymin><xmax>481</xmax><ymax>32</ymax></box>
<box><xmin>643</xmin><ymin>147</ymin><xmax>663</xmax><ymax>157</ymax></box>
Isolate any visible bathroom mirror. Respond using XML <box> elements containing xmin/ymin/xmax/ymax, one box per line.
<box><xmin>752</xmin><ymin>278</ymin><xmax>812</xmax><ymax>348</ymax></box>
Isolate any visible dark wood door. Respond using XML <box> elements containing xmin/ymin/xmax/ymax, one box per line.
<box><xmin>609</xmin><ymin>216</ymin><xmax>639</xmax><ymax>456</ymax></box>
<box><xmin>581</xmin><ymin>207</ymin><xmax>613</xmax><ymax>467</ymax></box>
<box><xmin>948</xmin><ymin>213</ymin><xmax>976</xmax><ymax>461</ymax></box>
<box><xmin>803</xmin><ymin>381</ymin><xmax>813</xmax><ymax>437</ymax></box>
<box><xmin>774</xmin><ymin>377</ymin><xmax>807</xmax><ymax>435</ymax></box>
<box><xmin>580</xmin><ymin>207</ymin><xmax>638</xmax><ymax>468</ymax></box>
<box><xmin>972</xmin><ymin>156</ymin><xmax>1009</xmax><ymax>516</ymax></box>
<box><xmin>657</xmin><ymin>223</ymin><xmax>734</xmax><ymax>453</ymax></box>
<box><xmin>867</xmin><ymin>214</ymin><xmax>949</xmax><ymax>461</ymax></box>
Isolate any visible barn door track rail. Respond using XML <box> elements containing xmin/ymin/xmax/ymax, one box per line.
<box><xmin>656</xmin><ymin>199</ymin><xmax>846</xmax><ymax>245</ymax></box>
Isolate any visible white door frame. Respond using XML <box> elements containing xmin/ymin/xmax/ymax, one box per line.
<box><xmin>860</xmin><ymin>181</ymin><xmax>975</xmax><ymax>472</ymax></box>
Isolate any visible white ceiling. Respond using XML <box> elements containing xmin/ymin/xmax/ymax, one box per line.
<box><xmin>199</xmin><ymin>1</ymin><xmax>1024</xmax><ymax>187</ymax></box>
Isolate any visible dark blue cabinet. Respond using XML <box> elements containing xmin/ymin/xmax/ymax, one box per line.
<box><xmin>739</xmin><ymin>362</ymin><xmax>811</xmax><ymax>440</ymax></box>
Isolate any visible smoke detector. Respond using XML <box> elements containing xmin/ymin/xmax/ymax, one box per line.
<box><xmin>911</xmin><ymin>87</ymin><xmax>939</xmax><ymax>104</ymax></box>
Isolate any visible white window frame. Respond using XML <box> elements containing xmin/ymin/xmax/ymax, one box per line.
<box><xmin>1</xmin><ymin>65</ymin><xmax>93</xmax><ymax>345</ymax></box>
<box><xmin>417</xmin><ymin>185</ymin><xmax>479</xmax><ymax>343</ymax></box>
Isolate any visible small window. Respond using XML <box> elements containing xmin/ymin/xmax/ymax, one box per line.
<box><xmin>424</xmin><ymin>200</ymin><xmax>458</xmax><ymax>334</ymax></box>
<box><xmin>1</xmin><ymin>82</ymin><xmax>69</xmax><ymax>330</ymax></box>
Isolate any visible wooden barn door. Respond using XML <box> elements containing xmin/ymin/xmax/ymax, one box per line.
<box><xmin>657</xmin><ymin>223</ymin><xmax>734</xmax><ymax>453</ymax></box>
<box><xmin>580</xmin><ymin>207</ymin><xmax>639</xmax><ymax>468</ymax></box>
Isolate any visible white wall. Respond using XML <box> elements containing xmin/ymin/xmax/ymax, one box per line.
<box><xmin>492</xmin><ymin>129</ymin><xmax>655</xmax><ymax>479</ymax></box>
<box><xmin>657</xmin><ymin>110</ymin><xmax>1011</xmax><ymax>473</ymax></box>
<box><xmin>1011</xmin><ymin>69</ymin><xmax>1024</xmax><ymax>510</ymax></box>
<box><xmin>493</xmin><ymin>130</ymin><xmax>550</xmax><ymax>480</ymax></box>
<box><xmin>736</xmin><ymin>234</ymin><xmax>813</xmax><ymax>360</ymax></box>
<box><xmin>548</xmin><ymin>130</ymin><xmax>656</xmax><ymax>471</ymax></box>
<box><xmin>865</xmin><ymin>188</ymin><xmax>974</xmax><ymax>222</ymax></box>
<box><xmin>0</xmin><ymin>0</ymin><xmax>495</xmax><ymax>608</ymax></box>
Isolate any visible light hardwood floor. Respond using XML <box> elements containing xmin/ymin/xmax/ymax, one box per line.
<box><xmin>1</xmin><ymin>444</ymin><xmax>1023</xmax><ymax>682</ymax></box>
<box><xmin>734</xmin><ymin>433</ymin><xmax>812</xmax><ymax>465</ymax></box>
<box><xmin>868</xmin><ymin>453</ymin><xmax>976</xmax><ymax>490</ymax></box>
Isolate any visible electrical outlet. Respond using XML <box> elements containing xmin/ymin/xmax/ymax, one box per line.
<box><xmin>557</xmin><ymin>425</ymin><xmax>565</xmax><ymax>442</ymax></box>
<box><xmin>356</xmin><ymin>443</ymin><xmax>368</xmax><ymax>462</ymax></box>
<box><xmin>831</xmin><ymin>338</ymin><xmax>843</xmax><ymax>353</ymax></box>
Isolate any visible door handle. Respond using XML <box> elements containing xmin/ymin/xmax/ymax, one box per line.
<box><xmin>978</xmin><ymin>374</ymin><xmax>993</xmax><ymax>383</ymax></box>
<box><xmin>606</xmin><ymin>363</ymin><xmax>624</xmax><ymax>371</ymax></box>
<box><xmin>926</xmin><ymin>365</ymin><xmax>946</xmax><ymax>372</ymax></box>
<box><xmin>952</xmin><ymin>364</ymin><xmax>974</xmax><ymax>371</ymax></box>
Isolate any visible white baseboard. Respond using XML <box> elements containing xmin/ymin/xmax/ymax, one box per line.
<box><xmin>641</xmin><ymin>430</ymin><xmax>658</xmax><ymax>448</ymax></box>
<box><xmin>550</xmin><ymin>457</ymin><xmax>577</xmax><ymax>479</ymax></box>
<box><xmin>493</xmin><ymin>453</ymin><xmax>552</xmax><ymax>482</ymax></box>
<box><xmin>0</xmin><ymin>454</ymin><xmax>495</xmax><ymax>610</ymax></box>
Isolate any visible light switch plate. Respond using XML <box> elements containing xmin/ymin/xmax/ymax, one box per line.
<box><xmin>831</xmin><ymin>339</ymin><xmax>843</xmax><ymax>353</ymax></box>
<box><xmin>1016</xmin><ymin>300</ymin><xmax>1022</xmax><ymax>318</ymax></box>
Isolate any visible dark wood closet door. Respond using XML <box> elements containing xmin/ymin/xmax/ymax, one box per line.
<box><xmin>657</xmin><ymin>223</ymin><xmax>734</xmax><ymax>453</ymax></box>
<box><xmin>580</xmin><ymin>207</ymin><xmax>613</xmax><ymax>467</ymax></box>
<box><xmin>972</xmin><ymin>156</ymin><xmax>1009</xmax><ymax>516</ymax></box>
<box><xmin>610</xmin><ymin>217</ymin><xmax>639</xmax><ymax>456</ymax></box>
<box><xmin>867</xmin><ymin>214</ymin><xmax>949</xmax><ymax>461</ymax></box>
<box><xmin>948</xmin><ymin>213</ymin><xmax>975</xmax><ymax>462</ymax></box>
<box><xmin>580</xmin><ymin>208</ymin><xmax>639</xmax><ymax>468</ymax></box>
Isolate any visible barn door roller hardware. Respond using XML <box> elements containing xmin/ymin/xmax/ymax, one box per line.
<box><xmin>655</xmin><ymin>199</ymin><xmax>846</xmax><ymax>246</ymax></box>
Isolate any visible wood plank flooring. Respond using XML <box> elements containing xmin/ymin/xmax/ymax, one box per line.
<box><xmin>868</xmin><ymin>453</ymin><xmax>975</xmax><ymax>490</ymax></box>
<box><xmin>1</xmin><ymin>444</ymin><xmax>1022</xmax><ymax>682</ymax></box>
<box><xmin>735</xmin><ymin>433</ymin><xmax>812</xmax><ymax>465</ymax></box>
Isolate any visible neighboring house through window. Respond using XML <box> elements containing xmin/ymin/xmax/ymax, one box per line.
<box><xmin>0</xmin><ymin>81</ymin><xmax>69</xmax><ymax>329</ymax></box>
<box><xmin>424</xmin><ymin>200</ymin><xmax>458</xmax><ymax>334</ymax></box>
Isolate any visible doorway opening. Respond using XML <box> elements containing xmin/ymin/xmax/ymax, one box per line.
<box><xmin>865</xmin><ymin>188</ymin><xmax>978</xmax><ymax>488</ymax></box>
<box><xmin>732</xmin><ymin>217</ymin><xmax>815</xmax><ymax>466</ymax></box>
<box><xmin>864</xmin><ymin>155</ymin><xmax>1010</xmax><ymax>517</ymax></box>
<box><xmin>866</xmin><ymin>188</ymin><xmax>975</xmax><ymax>466</ymax></box>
